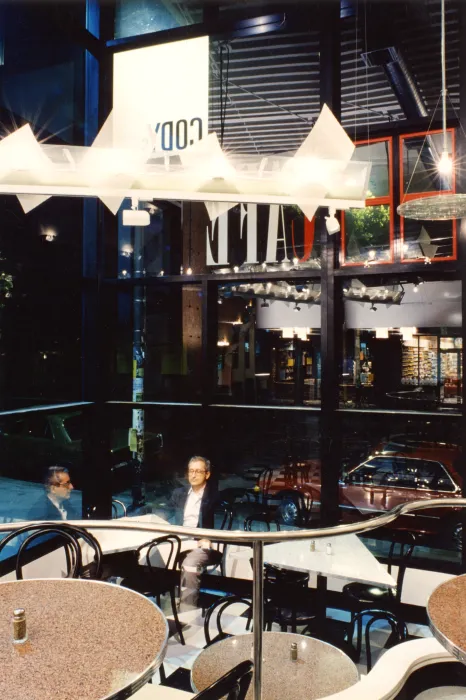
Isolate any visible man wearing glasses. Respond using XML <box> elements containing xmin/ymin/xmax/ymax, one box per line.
<box><xmin>169</xmin><ymin>456</ymin><xmax>218</xmax><ymax>610</ymax></box>
<box><xmin>28</xmin><ymin>466</ymin><xmax>79</xmax><ymax>521</ymax></box>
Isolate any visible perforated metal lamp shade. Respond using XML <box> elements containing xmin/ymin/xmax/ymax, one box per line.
<box><xmin>397</xmin><ymin>194</ymin><xmax>466</xmax><ymax>220</ymax></box>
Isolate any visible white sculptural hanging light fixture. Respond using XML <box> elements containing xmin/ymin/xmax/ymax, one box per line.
<box><xmin>398</xmin><ymin>0</ymin><xmax>466</xmax><ymax>220</ymax></box>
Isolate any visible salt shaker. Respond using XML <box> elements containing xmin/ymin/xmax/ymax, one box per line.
<box><xmin>290</xmin><ymin>642</ymin><xmax>298</xmax><ymax>661</ymax></box>
<box><xmin>326</xmin><ymin>542</ymin><xmax>332</xmax><ymax>555</ymax></box>
<box><xmin>310</xmin><ymin>540</ymin><xmax>316</xmax><ymax>552</ymax></box>
<box><xmin>12</xmin><ymin>608</ymin><xmax>27</xmax><ymax>644</ymax></box>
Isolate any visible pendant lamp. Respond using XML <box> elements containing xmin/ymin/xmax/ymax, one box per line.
<box><xmin>397</xmin><ymin>0</ymin><xmax>466</xmax><ymax>220</ymax></box>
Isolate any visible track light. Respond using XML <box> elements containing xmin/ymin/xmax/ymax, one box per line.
<box><xmin>370</xmin><ymin>303</ymin><xmax>377</xmax><ymax>312</ymax></box>
<box><xmin>294</xmin><ymin>303</ymin><xmax>301</xmax><ymax>312</ymax></box>
<box><xmin>260</xmin><ymin>299</ymin><xmax>269</xmax><ymax>308</ymax></box>
<box><xmin>325</xmin><ymin>207</ymin><xmax>340</xmax><ymax>235</ymax></box>
<box><xmin>413</xmin><ymin>283</ymin><xmax>419</xmax><ymax>293</ymax></box>
<box><xmin>218</xmin><ymin>298</ymin><xmax>223</xmax><ymax>305</ymax></box>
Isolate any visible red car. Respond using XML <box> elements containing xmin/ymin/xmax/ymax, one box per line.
<box><xmin>260</xmin><ymin>436</ymin><xmax>464</xmax><ymax>549</ymax></box>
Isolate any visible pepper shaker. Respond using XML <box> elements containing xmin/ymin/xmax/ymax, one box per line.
<box><xmin>290</xmin><ymin>642</ymin><xmax>298</xmax><ymax>661</ymax></box>
<box><xmin>12</xmin><ymin>608</ymin><xmax>27</xmax><ymax>644</ymax></box>
<box><xmin>310</xmin><ymin>540</ymin><xmax>316</xmax><ymax>552</ymax></box>
<box><xmin>326</xmin><ymin>542</ymin><xmax>332</xmax><ymax>555</ymax></box>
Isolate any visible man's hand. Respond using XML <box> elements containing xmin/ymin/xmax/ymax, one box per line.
<box><xmin>197</xmin><ymin>538</ymin><xmax>211</xmax><ymax>549</ymax></box>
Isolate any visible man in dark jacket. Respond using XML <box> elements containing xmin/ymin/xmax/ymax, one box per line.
<box><xmin>169</xmin><ymin>456</ymin><xmax>218</xmax><ymax>610</ymax></box>
<box><xmin>28</xmin><ymin>466</ymin><xmax>80</xmax><ymax>521</ymax></box>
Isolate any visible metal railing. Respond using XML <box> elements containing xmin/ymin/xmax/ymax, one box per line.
<box><xmin>2</xmin><ymin>497</ymin><xmax>466</xmax><ymax>700</ymax></box>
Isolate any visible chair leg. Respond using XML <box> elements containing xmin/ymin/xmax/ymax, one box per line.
<box><xmin>169</xmin><ymin>587</ymin><xmax>185</xmax><ymax>646</ymax></box>
<box><xmin>246</xmin><ymin>609</ymin><xmax>252</xmax><ymax>631</ymax></box>
<box><xmin>355</xmin><ymin>614</ymin><xmax>363</xmax><ymax>661</ymax></box>
<box><xmin>159</xmin><ymin>663</ymin><xmax>166</xmax><ymax>684</ymax></box>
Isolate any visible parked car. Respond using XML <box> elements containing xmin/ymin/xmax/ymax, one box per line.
<box><xmin>259</xmin><ymin>437</ymin><xmax>464</xmax><ymax>549</ymax></box>
<box><xmin>0</xmin><ymin>411</ymin><xmax>163</xmax><ymax>492</ymax></box>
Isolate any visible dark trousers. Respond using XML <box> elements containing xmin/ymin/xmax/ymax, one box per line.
<box><xmin>180</xmin><ymin>547</ymin><xmax>219</xmax><ymax>611</ymax></box>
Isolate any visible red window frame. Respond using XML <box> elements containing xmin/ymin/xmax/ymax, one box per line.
<box><xmin>340</xmin><ymin>136</ymin><xmax>394</xmax><ymax>267</ymax></box>
<box><xmin>399</xmin><ymin>128</ymin><xmax>457</xmax><ymax>262</ymax></box>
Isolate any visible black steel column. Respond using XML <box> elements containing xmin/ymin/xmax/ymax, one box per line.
<box><xmin>81</xmin><ymin>0</ymin><xmax>114</xmax><ymax>520</ymax></box>
<box><xmin>201</xmin><ymin>279</ymin><xmax>219</xmax><ymax>461</ymax></box>
<box><xmin>458</xmin><ymin>0</ymin><xmax>466</xmax><ymax>568</ymax></box>
<box><xmin>319</xmin><ymin>0</ymin><xmax>343</xmax><ymax>525</ymax></box>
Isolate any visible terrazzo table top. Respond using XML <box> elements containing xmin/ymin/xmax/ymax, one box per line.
<box><xmin>428</xmin><ymin>574</ymin><xmax>466</xmax><ymax>665</ymax></box>
<box><xmin>0</xmin><ymin>578</ymin><xmax>168</xmax><ymax>700</ymax></box>
<box><xmin>191</xmin><ymin>632</ymin><xmax>359</xmax><ymax>700</ymax></box>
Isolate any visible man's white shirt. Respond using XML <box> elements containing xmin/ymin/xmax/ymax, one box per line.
<box><xmin>47</xmin><ymin>493</ymin><xmax>67</xmax><ymax>520</ymax></box>
<box><xmin>183</xmin><ymin>486</ymin><xmax>205</xmax><ymax>528</ymax></box>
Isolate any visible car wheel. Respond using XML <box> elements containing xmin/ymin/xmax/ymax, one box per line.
<box><xmin>277</xmin><ymin>499</ymin><xmax>299</xmax><ymax>526</ymax></box>
<box><xmin>452</xmin><ymin>523</ymin><xmax>463</xmax><ymax>552</ymax></box>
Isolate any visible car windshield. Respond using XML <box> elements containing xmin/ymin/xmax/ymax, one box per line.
<box><xmin>64</xmin><ymin>414</ymin><xmax>83</xmax><ymax>441</ymax></box>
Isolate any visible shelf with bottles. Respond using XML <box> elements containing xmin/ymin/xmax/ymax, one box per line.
<box><xmin>277</xmin><ymin>343</ymin><xmax>295</xmax><ymax>383</ymax></box>
<box><xmin>401</xmin><ymin>343</ymin><xmax>419</xmax><ymax>385</ymax></box>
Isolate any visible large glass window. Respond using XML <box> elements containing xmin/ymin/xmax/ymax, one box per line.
<box><xmin>110</xmin><ymin>283</ymin><xmax>202</xmax><ymax>403</ymax></box>
<box><xmin>340</xmin><ymin>278</ymin><xmax>462</xmax><ymax>412</ymax></box>
<box><xmin>217</xmin><ymin>279</ymin><xmax>321</xmax><ymax>405</ymax></box>
<box><xmin>0</xmin><ymin>406</ymin><xmax>88</xmax><ymax>523</ymax></box>
<box><xmin>341</xmin><ymin>138</ymin><xmax>393</xmax><ymax>266</ymax></box>
<box><xmin>339</xmin><ymin>410</ymin><xmax>462</xmax><ymax>567</ymax></box>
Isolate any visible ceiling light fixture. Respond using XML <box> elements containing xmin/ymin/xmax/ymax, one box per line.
<box><xmin>370</xmin><ymin>303</ymin><xmax>377</xmax><ymax>312</ymax></box>
<box><xmin>398</xmin><ymin>0</ymin><xmax>466</xmax><ymax>220</ymax></box>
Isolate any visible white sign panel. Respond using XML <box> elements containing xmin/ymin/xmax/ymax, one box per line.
<box><xmin>112</xmin><ymin>36</ymin><xmax>209</xmax><ymax>152</ymax></box>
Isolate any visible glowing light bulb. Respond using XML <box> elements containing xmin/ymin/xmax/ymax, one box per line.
<box><xmin>186</xmin><ymin>267</ymin><xmax>193</xmax><ymax>276</ymax></box>
<box><xmin>233</xmin><ymin>266</ymin><xmax>239</xmax><ymax>273</ymax></box>
<box><xmin>438</xmin><ymin>150</ymin><xmax>453</xmax><ymax>175</ymax></box>
<box><xmin>293</xmin><ymin>257</ymin><xmax>299</xmax><ymax>265</ymax></box>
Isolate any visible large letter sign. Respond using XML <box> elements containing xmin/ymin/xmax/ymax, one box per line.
<box><xmin>113</xmin><ymin>37</ymin><xmax>209</xmax><ymax>153</ymax></box>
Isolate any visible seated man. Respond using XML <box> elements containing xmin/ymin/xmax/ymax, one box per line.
<box><xmin>28</xmin><ymin>466</ymin><xmax>79</xmax><ymax>521</ymax></box>
<box><xmin>169</xmin><ymin>456</ymin><xmax>218</xmax><ymax>611</ymax></box>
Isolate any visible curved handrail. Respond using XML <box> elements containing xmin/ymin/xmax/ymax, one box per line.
<box><xmin>0</xmin><ymin>496</ymin><xmax>459</xmax><ymax>542</ymax></box>
<box><xmin>3</xmin><ymin>498</ymin><xmax>465</xmax><ymax>700</ymax></box>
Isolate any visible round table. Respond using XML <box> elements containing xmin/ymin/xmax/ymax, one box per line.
<box><xmin>0</xmin><ymin>578</ymin><xmax>168</xmax><ymax>700</ymax></box>
<box><xmin>428</xmin><ymin>574</ymin><xmax>466</xmax><ymax>664</ymax></box>
<box><xmin>191</xmin><ymin>632</ymin><xmax>359</xmax><ymax>700</ymax></box>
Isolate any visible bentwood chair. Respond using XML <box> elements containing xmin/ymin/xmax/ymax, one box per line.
<box><xmin>120</xmin><ymin>534</ymin><xmax>185</xmax><ymax>645</ymax></box>
<box><xmin>244</xmin><ymin>512</ymin><xmax>281</xmax><ymax>532</ymax></box>
<box><xmin>347</xmin><ymin>609</ymin><xmax>408</xmax><ymax>671</ymax></box>
<box><xmin>263</xmin><ymin>563</ymin><xmax>315</xmax><ymax>634</ymax></box>
<box><xmin>0</xmin><ymin>522</ymin><xmax>103</xmax><ymax>580</ymax></box>
<box><xmin>343</xmin><ymin>532</ymin><xmax>415</xmax><ymax>656</ymax></box>
<box><xmin>204</xmin><ymin>595</ymin><xmax>260</xmax><ymax>646</ymax></box>
<box><xmin>273</xmin><ymin>489</ymin><xmax>312</xmax><ymax>527</ymax></box>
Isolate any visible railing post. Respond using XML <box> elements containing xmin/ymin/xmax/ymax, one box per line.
<box><xmin>252</xmin><ymin>540</ymin><xmax>264</xmax><ymax>700</ymax></box>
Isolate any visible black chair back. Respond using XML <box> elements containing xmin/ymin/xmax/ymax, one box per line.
<box><xmin>244</xmin><ymin>512</ymin><xmax>280</xmax><ymax>532</ymax></box>
<box><xmin>16</xmin><ymin>527</ymin><xmax>81</xmax><ymax>579</ymax></box>
<box><xmin>0</xmin><ymin>523</ymin><xmax>102</xmax><ymax>580</ymax></box>
<box><xmin>193</xmin><ymin>660</ymin><xmax>253</xmax><ymax>700</ymax></box>
<box><xmin>56</xmin><ymin>523</ymin><xmax>103</xmax><ymax>579</ymax></box>
<box><xmin>204</xmin><ymin>595</ymin><xmax>252</xmax><ymax>646</ymax></box>
<box><xmin>387</xmin><ymin>534</ymin><xmax>416</xmax><ymax>603</ymax></box>
<box><xmin>274</xmin><ymin>489</ymin><xmax>311</xmax><ymax>527</ymax></box>
<box><xmin>348</xmin><ymin>608</ymin><xmax>408</xmax><ymax>671</ymax></box>
<box><xmin>137</xmin><ymin>534</ymin><xmax>182</xmax><ymax>571</ymax></box>
<box><xmin>257</xmin><ymin>467</ymin><xmax>274</xmax><ymax>504</ymax></box>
